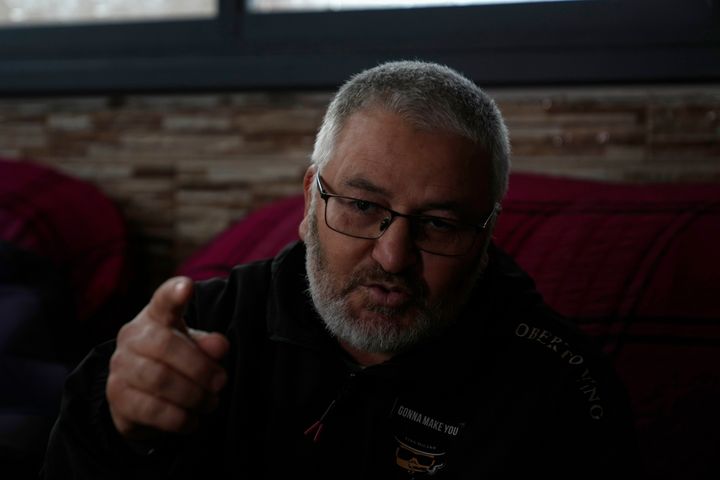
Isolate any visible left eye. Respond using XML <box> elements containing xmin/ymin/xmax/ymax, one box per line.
<box><xmin>421</xmin><ymin>217</ymin><xmax>458</xmax><ymax>232</ymax></box>
<box><xmin>351</xmin><ymin>199</ymin><xmax>379</xmax><ymax>214</ymax></box>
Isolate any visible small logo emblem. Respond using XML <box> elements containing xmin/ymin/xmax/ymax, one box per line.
<box><xmin>394</xmin><ymin>437</ymin><xmax>446</xmax><ymax>475</ymax></box>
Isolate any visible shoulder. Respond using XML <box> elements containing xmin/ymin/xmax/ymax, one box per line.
<box><xmin>502</xmin><ymin>313</ymin><xmax>639</xmax><ymax>472</ymax></box>
<box><xmin>478</xmin><ymin>245</ymin><xmax>632</xmax><ymax>425</ymax></box>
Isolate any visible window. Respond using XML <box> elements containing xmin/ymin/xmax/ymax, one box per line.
<box><xmin>0</xmin><ymin>0</ymin><xmax>718</xmax><ymax>93</ymax></box>
<box><xmin>247</xmin><ymin>0</ymin><xmax>578</xmax><ymax>13</ymax></box>
<box><xmin>0</xmin><ymin>0</ymin><xmax>216</xmax><ymax>26</ymax></box>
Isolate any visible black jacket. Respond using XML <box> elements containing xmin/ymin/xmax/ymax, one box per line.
<box><xmin>42</xmin><ymin>241</ymin><xmax>639</xmax><ymax>479</ymax></box>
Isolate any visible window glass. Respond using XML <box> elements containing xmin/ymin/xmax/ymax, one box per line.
<box><xmin>0</xmin><ymin>0</ymin><xmax>216</xmax><ymax>26</ymax></box>
<box><xmin>248</xmin><ymin>0</ymin><xmax>580</xmax><ymax>14</ymax></box>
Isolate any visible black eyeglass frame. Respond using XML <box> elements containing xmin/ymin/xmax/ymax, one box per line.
<box><xmin>315</xmin><ymin>174</ymin><xmax>501</xmax><ymax>257</ymax></box>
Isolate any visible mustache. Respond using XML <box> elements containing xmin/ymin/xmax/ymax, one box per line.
<box><xmin>340</xmin><ymin>263</ymin><xmax>428</xmax><ymax>300</ymax></box>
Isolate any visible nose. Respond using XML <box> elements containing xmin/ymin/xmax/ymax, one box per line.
<box><xmin>371</xmin><ymin>217</ymin><xmax>419</xmax><ymax>274</ymax></box>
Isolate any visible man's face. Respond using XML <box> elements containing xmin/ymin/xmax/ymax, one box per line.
<box><xmin>300</xmin><ymin>107</ymin><xmax>493</xmax><ymax>357</ymax></box>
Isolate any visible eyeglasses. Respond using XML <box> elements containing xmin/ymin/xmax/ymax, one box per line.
<box><xmin>315</xmin><ymin>174</ymin><xmax>500</xmax><ymax>257</ymax></box>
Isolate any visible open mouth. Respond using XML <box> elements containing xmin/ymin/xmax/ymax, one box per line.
<box><xmin>363</xmin><ymin>283</ymin><xmax>413</xmax><ymax>308</ymax></box>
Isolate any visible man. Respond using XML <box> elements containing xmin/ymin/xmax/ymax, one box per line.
<box><xmin>42</xmin><ymin>61</ymin><xmax>638</xmax><ymax>478</ymax></box>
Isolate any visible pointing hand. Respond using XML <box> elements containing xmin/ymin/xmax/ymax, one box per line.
<box><xmin>106</xmin><ymin>277</ymin><xmax>229</xmax><ymax>441</ymax></box>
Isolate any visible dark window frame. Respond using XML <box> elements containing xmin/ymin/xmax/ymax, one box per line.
<box><xmin>0</xmin><ymin>0</ymin><xmax>719</xmax><ymax>95</ymax></box>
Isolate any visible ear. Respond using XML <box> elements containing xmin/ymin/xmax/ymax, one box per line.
<box><xmin>298</xmin><ymin>165</ymin><xmax>318</xmax><ymax>241</ymax></box>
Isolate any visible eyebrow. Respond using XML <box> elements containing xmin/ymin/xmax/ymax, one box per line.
<box><xmin>342</xmin><ymin>176</ymin><xmax>390</xmax><ymax>196</ymax></box>
<box><xmin>341</xmin><ymin>176</ymin><xmax>466</xmax><ymax>215</ymax></box>
<box><xmin>419</xmin><ymin>201</ymin><xmax>465</xmax><ymax>214</ymax></box>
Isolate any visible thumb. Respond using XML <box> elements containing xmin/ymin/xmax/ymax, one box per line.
<box><xmin>146</xmin><ymin>276</ymin><xmax>193</xmax><ymax>332</ymax></box>
<box><xmin>189</xmin><ymin>329</ymin><xmax>230</xmax><ymax>361</ymax></box>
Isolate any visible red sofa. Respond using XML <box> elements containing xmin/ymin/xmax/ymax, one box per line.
<box><xmin>0</xmin><ymin>158</ymin><xmax>130</xmax><ymax>478</ymax></box>
<box><xmin>179</xmin><ymin>173</ymin><xmax>720</xmax><ymax>479</ymax></box>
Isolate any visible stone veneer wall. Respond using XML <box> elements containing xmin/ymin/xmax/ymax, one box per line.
<box><xmin>1</xmin><ymin>85</ymin><xmax>719</xmax><ymax>295</ymax></box>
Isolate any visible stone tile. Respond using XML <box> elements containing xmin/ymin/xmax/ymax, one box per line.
<box><xmin>1</xmin><ymin>85</ymin><xmax>717</xmax><ymax>291</ymax></box>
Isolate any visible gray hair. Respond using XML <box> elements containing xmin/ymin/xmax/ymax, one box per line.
<box><xmin>311</xmin><ymin>60</ymin><xmax>511</xmax><ymax>204</ymax></box>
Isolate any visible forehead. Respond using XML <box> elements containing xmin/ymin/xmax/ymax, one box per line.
<box><xmin>325</xmin><ymin>108</ymin><xmax>492</xmax><ymax>213</ymax></box>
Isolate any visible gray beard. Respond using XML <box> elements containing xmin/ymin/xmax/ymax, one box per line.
<box><xmin>304</xmin><ymin>207</ymin><xmax>482</xmax><ymax>355</ymax></box>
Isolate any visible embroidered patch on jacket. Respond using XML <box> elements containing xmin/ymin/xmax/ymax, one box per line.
<box><xmin>389</xmin><ymin>398</ymin><xmax>465</xmax><ymax>476</ymax></box>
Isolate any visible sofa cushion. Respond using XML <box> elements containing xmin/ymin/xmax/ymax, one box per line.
<box><xmin>0</xmin><ymin>241</ymin><xmax>73</xmax><ymax>476</ymax></box>
<box><xmin>0</xmin><ymin>158</ymin><xmax>128</xmax><ymax>323</ymax></box>
<box><xmin>494</xmin><ymin>173</ymin><xmax>720</xmax><ymax>321</ymax></box>
<box><xmin>179</xmin><ymin>195</ymin><xmax>305</xmax><ymax>281</ymax></box>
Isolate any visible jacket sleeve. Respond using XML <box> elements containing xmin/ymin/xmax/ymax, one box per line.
<box><xmin>40</xmin><ymin>256</ymin><xmax>276</xmax><ymax>479</ymax></box>
<box><xmin>40</xmin><ymin>341</ymin><xmax>178</xmax><ymax>479</ymax></box>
